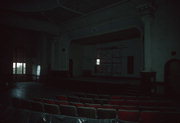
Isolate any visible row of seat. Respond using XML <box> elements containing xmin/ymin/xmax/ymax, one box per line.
<box><xmin>12</xmin><ymin>97</ymin><xmax>180</xmax><ymax>122</ymax></box>
<box><xmin>34</xmin><ymin>97</ymin><xmax>176</xmax><ymax>112</ymax></box>
<box><xmin>55</xmin><ymin>95</ymin><xmax>174</xmax><ymax>108</ymax></box>
<box><xmin>71</xmin><ymin>92</ymin><xmax>168</xmax><ymax>101</ymax></box>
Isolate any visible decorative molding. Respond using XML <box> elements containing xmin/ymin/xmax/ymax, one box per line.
<box><xmin>137</xmin><ymin>2</ymin><xmax>157</xmax><ymax>17</ymax></box>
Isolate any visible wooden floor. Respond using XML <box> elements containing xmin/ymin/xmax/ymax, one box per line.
<box><xmin>0</xmin><ymin>77</ymin><xmax>140</xmax><ymax>99</ymax></box>
<box><xmin>0</xmin><ymin>78</ymin><xmax>140</xmax><ymax>107</ymax></box>
<box><xmin>67</xmin><ymin>77</ymin><xmax>140</xmax><ymax>85</ymax></box>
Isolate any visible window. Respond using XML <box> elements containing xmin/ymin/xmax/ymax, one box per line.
<box><xmin>13</xmin><ymin>62</ymin><xmax>26</xmax><ymax>74</ymax></box>
<box><xmin>36</xmin><ymin>65</ymin><xmax>41</xmax><ymax>76</ymax></box>
<box><xmin>96</xmin><ymin>59</ymin><xmax>101</xmax><ymax>65</ymax></box>
<box><xmin>95</xmin><ymin>47</ymin><xmax>123</xmax><ymax>76</ymax></box>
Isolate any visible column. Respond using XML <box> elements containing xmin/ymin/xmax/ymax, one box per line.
<box><xmin>137</xmin><ymin>3</ymin><xmax>157</xmax><ymax>93</ymax></box>
<box><xmin>138</xmin><ymin>3</ymin><xmax>156</xmax><ymax>72</ymax></box>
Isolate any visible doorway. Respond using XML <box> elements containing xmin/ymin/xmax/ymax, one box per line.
<box><xmin>164</xmin><ymin>59</ymin><xmax>180</xmax><ymax>96</ymax></box>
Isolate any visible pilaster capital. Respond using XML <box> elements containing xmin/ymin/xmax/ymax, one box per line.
<box><xmin>137</xmin><ymin>1</ymin><xmax>157</xmax><ymax>18</ymax></box>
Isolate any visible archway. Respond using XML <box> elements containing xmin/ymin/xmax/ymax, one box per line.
<box><xmin>164</xmin><ymin>59</ymin><xmax>180</xmax><ymax>97</ymax></box>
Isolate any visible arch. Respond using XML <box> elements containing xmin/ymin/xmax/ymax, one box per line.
<box><xmin>164</xmin><ymin>59</ymin><xmax>180</xmax><ymax>97</ymax></box>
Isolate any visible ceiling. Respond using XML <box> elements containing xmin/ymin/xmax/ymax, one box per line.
<box><xmin>0</xmin><ymin>0</ymin><xmax>130</xmax><ymax>25</ymax></box>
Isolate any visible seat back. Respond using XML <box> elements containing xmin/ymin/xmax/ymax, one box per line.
<box><xmin>68</xmin><ymin>96</ymin><xmax>80</xmax><ymax>103</ymax></box>
<box><xmin>59</xmin><ymin>104</ymin><xmax>77</xmax><ymax>116</ymax></box>
<box><xmin>20</xmin><ymin>99</ymin><xmax>32</xmax><ymax>110</ymax></box>
<box><xmin>70</xmin><ymin>102</ymin><xmax>84</xmax><ymax>107</ymax></box>
<box><xmin>56</xmin><ymin>100</ymin><xmax>69</xmax><ymax>105</ymax></box>
<box><xmin>77</xmin><ymin>106</ymin><xmax>97</xmax><ymax>118</ymax></box>
<box><xmin>118</xmin><ymin>105</ymin><xmax>138</xmax><ymax>110</ymax></box>
<box><xmin>44</xmin><ymin>103</ymin><xmax>60</xmax><ymax>114</ymax></box>
<box><xmin>30</xmin><ymin>101</ymin><xmax>44</xmax><ymax>112</ymax></box>
<box><xmin>85</xmin><ymin>103</ymin><xmax>101</xmax><ymax>108</ymax></box>
<box><xmin>97</xmin><ymin>108</ymin><xmax>117</xmax><ymax>119</ymax></box>
<box><xmin>98</xmin><ymin>94</ymin><xmax>110</xmax><ymax>99</ymax></box>
<box><xmin>56</xmin><ymin>95</ymin><xmax>68</xmax><ymax>101</ymax></box>
<box><xmin>140</xmin><ymin>111</ymin><xmax>180</xmax><ymax>123</ymax></box>
<box><xmin>94</xmin><ymin>99</ymin><xmax>108</xmax><ymax>105</ymax></box>
<box><xmin>80</xmin><ymin>97</ymin><xmax>94</xmax><ymax>104</ymax></box>
<box><xmin>11</xmin><ymin>97</ymin><xmax>21</xmax><ymax>108</ymax></box>
<box><xmin>108</xmin><ymin>99</ymin><xmax>125</xmax><ymax>105</ymax></box>
<box><xmin>118</xmin><ymin>109</ymin><xmax>140</xmax><ymax>122</ymax></box>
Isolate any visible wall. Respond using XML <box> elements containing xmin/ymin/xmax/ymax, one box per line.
<box><xmin>2</xmin><ymin>0</ymin><xmax>179</xmax><ymax>83</ymax></box>
<box><xmin>151</xmin><ymin>1</ymin><xmax>180</xmax><ymax>82</ymax></box>
<box><xmin>81</xmin><ymin>38</ymin><xmax>143</xmax><ymax>78</ymax></box>
<box><xmin>82</xmin><ymin>45</ymin><xmax>96</xmax><ymax>75</ymax></box>
<box><xmin>0</xmin><ymin>25</ymin><xmax>54</xmax><ymax>82</ymax></box>
<box><xmin>69</xmin><ymin>43</ymin><xmax>83</xmax><ymax>77</ymax></box>
<box><xmin>55</xmin><ymin>1</ymin><xmax>143</xmax><ymax>75</ymax></box>
<box><xmin>38</xmin><ymin>33</ymin><xmax>51</xmax><ymax>75</ymax></box>
<box><xmin>60</xmin><ymin>0</ymin><xmax>179</xmax><ymax>82</ymax></box>
<box><xmin>0</xmin><ymin>25</ymin><xmax>13</xmax><ymax>83</ymax></box>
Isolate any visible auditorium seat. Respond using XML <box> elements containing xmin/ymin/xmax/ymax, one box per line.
<box><xmin>0</xmin><ymin>107</ymin><xmax>16</xmax><ymax>122</ymax></box>
<box><xmin>79</xmin><ymin>97</ymin><xmax>94</xmax><ymax>104</ymax></box>
<box><xmin>30</xmin><ymin>101</ymin><xmax>44</xmax><ymax>112</ymax></box>
<box><xmin>117</xmin><ymin>105</ymin><xmax>139</xmax><ymax>110</ymax></box>
<box><xmin>163</xmin><ymin>112</ymin><xmax>180</xmax><ymax>122</ymax></box>
<box><xmin>111</xmin><ymin>95</ymin><xmax>137</xmax><ymax>100</ymax></box>
<box><xmin>139</xmin><ymin>111</ymin><xmax>180</xmax><ymax>123</ymax></box>
<box><xmin>68</xmin><ymin>96</ymin><xmax>80</xmax><ymax>102</ymax></box>
<box><xmin>55</xmin><ymin>100</ymin><xmax>69</xmax><ymax>105</ymax></box>
<box><xmin>32</xmin><ymin>97</ymin><xmax>45</xmax><ymax>102</ymax></box>
<box><xmin>139</xmin><ymin>106</ymin><xmax>176</xmax><ymax>112</ymax></box>
<box><xmin>138</xmin><ymin>100</ymin><xmax>171</xmax><ymax>107</ymax></box>
<box><xmin>94</xmin><ymin>98</ymin><xmax>108</xmax><ymax>105</ymax></box>
<box><xmin>111</xmin><ymin>95</ymin><xmax>124</xmax><ymax>100</ymax></box>
<box><xmin>44</xmin><ymin>103</ymin><xmax>60</xmax><ymax>114</ymax></box>
<box><xmin>97</xmin><ymin>108</ymin><xmax>117</xmax><ymax>119</ymax></box>
<box><xmin>20</xmin><ymin>99</ymin><xmax>32</xmax><ymax>110</ymax></box>
<box><xmin>32</xmin><ymin>98</ymin><xmax>57</xmax><ymax>105</ymax></box>
<box><xmin>108</xmin><ymin>99</ymin><xmax>125</xmax><ymax>105</ymax></box>
<box><xmin>101</xmin><ymin>104</ymin><xmax>118</xmax><ymax>109</ymax></box>
<box><xmin>125</xmin><ymin>96</ymin><xmax>138</xmax><ymax>100</ymax></box>
<box><xmin>125</xmin><ymin>100</ymin><xmax>139</xmax><ymax>106</ymax></box>
<box><xmin>139</xmin><ymin>111</ymin><xmax>164</xmax><ymax>123</ymax></box>
<box><xmin>5</xmin><ymin>109</ymin><xmax>30</xmax><ymax>123</ymax></box>
<box><xmin>28</xmin><ymin>111</ymin><xmax>49</xmax><ymax>123</ymax></box>
<box><xmin>98</xmin><ymin>94</ymin><xmax>110</xmax><ymax>99</ymax></box>
<box><xmin>11</xmin><ymin>97</ymin><xmax>21</xmax><ymax>108</ymax></box>
<box><xmin>85</xmin><ymin>103</ymin><xmax>102</xmax><ymax>108</ymax></box>
<box><xmin>56</xmin><ymin>95</ymin><xmax>68</xmax><ymax>101</ymax></box>
<box><xmin>70</xmin><ymin>102</ymin><xmax>84</xmax><ymax>107</ymax></box>
<box><xmin>41</xmin><ymin>99</ymin><xmax>56</xmax><ymax>104</ymax></box>
<box><xmin>117</xmin><ymin>109</ymin><xmax>140</xmax><ymax>122</ymax></box>
<box><xmin>59</xmin><ymin>104</ymin><xmax>77</xmax><ymax>116</ymax></box>
<box><xmin>77</xmin><ymin>106</ymin><xmax>97</xmax><ymax>118</ymax></box>
<box><xmin>137</xmin><ymin>96</ymin><xmax>150</xmax><ymax>101</ymax></box>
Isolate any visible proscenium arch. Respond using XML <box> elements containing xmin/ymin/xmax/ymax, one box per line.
<box><xmin>69</xmin><ymin>27</ymin><xmax>142</xmax><ymax>77</ymax></box>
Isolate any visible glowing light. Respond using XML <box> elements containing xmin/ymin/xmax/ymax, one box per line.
<box><xmin>96</xmin><ymin>59</ymin><xmax>100</xmax><ymax>65</ymax></box>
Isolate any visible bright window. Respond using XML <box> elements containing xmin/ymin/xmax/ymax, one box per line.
<box><xmin>13</xmin><ymin>62</ymin><xmax>26</xmax><ymax>74</ymax></box>
<box><xmin>37</xmin><ymin>65</ymin><xmax>41</xmax><ymax>76</ymax></box>
<box><xmin>96</xmin><ymin>59</ymin><xmax>100</xmax><ymax>65</ymax></box>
